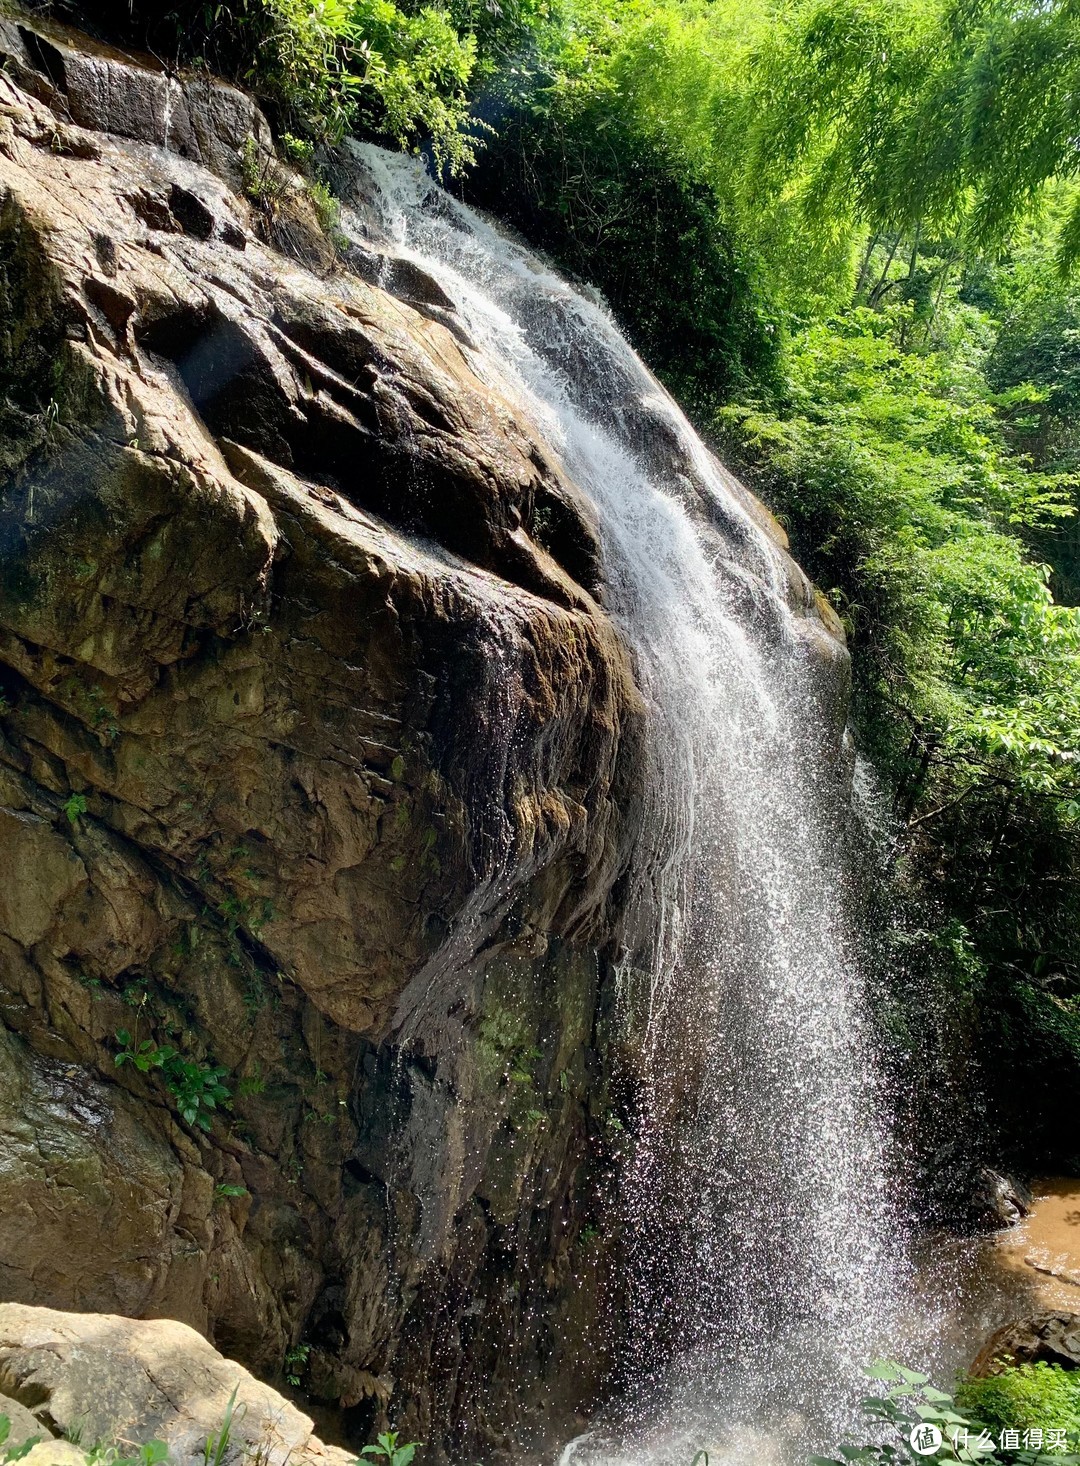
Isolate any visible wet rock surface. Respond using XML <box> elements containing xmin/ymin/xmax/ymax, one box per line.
<box><xmin>0</xmin><ymin>10</ymin><xmax>849</xmax><ymax>1456</ymax></box>
<box><xmin>970</xmin><ymin>1168</ymin><xmax>1034</xmax><ymax>1231</ymax></box>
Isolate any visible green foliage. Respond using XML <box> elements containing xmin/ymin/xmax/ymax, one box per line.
<box><xmin>115</xmin><ymin>1030</ymin><xmax>231</xmax><ymax>1132</ymax></box>
<box><xmin>240</xmin><ymin>134</ymin><xmax>284</xmax><ymax>209</ymax></box>
<box><xmin>196</xmin><ymin>0</ymin><xmax>477</xmax><ymax>167</ymax></box>
<box><xmin>719</xmin><ymin>303</ymin><xmax>1080</xmax><ymax>805</ymax></box>
<box><xmin>280</xmin><ymin>131</ymin><xmax>316</xmax><ymax>166</ymax></box>
<box><xmin>356</xmin><ymin>1432</ymin><xmax>419</xmax><ymax>1466</ymax></box>
<box><xmin>812</xmin><ymin>1360</ymin><xmax>1080</xmax><ymax>1464</ymax></box>
<box><xmin>712</xmin><ymin>279</ymin><xmax>1080</xmax><ymax>1163</ymax></box>
<box><xmin>742</xmin><ymin>0</ymin><xmax>1080</xmax><ymax>271</ymax></box>
<box><xmin>468</xmin><ymin>0</ymin><xmax>1080</xmax><ymax>375</ymax></box>
<box><xmin>283</xmin><ymin>1342</ymin><xmax>311</xmax><ymax>1386</ymax></box>
<box><xmin>308</xmin><ymin>178</ymin><xmax>347</xmax><ymax>247</ymax></box>
<box><xmin>62</xmin><ymin>792</ymin><xmax>88</xmax><ymax>826</ymax></box>
<box><xmin>958</xmin><ymin>1363</ymin><xmax>1080</xmax><ymax>1439</ymax></box>
<box><xmin>984</xmin><ymin>241</ymin><xmax>1080</xmax><ymax>598</ymax></box>
<box><xmin>0</xmin><ymin>1413</ymin><xmax>40</xmax><ymax>1463</ymax></box>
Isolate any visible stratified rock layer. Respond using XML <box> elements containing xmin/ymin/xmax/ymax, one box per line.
<box><xmin>0</xmin><ymin>13</ymin><xmax>643</xmax><ymax>1454</ymax></box>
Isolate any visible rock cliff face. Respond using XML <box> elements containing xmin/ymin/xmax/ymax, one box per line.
<box><xmin>0</xmin><ymin>10</ymin><xmax>847</xmax><ymax>1458</ymax></box>
<box><xmin>0</xmin><ymin>14</ymin><xmax>644</xmax><ymax>1453</ymax></box>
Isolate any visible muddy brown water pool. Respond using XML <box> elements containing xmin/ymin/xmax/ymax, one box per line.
<box><xmin>912</xmin><ymin>1178</ymin><xmax>1080</xmax><ymax>1384</ymax></box>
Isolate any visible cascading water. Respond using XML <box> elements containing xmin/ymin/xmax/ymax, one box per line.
<box><xmin>345</xmin><ymin>146</ymin><xmax>915</xmax><ymax>1464</ymax></box>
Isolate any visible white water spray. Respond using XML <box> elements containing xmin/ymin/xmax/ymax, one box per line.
<box><xmin>347</xmin><ymin>146</ymin><xmax>913</xmax><ymax>1465</ymax></box>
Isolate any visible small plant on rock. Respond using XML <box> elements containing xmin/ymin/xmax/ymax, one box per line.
<box><xmin>240</xmin><ymin>134</ymin><xmax>284</xmax><ymax>212</ymax></box>
<box><xmin>214</xmin><ymin>1183</ymin><xmax>249</xmax><ymax>1201</ymax></box>
<box><xmin>62</xmin><ymin>792</ymin><xmax>88</xmax><ymax>826</ymax></box>
<box><xmin>284</xmin><ymin>1342</ymin><xmax>311</xmax><ymax>1387</ymax></box>
<box><xmin>280</xmin><ymin>132</ymin><xmax>314</xmax><ymax>167</ymax></box>
<box><xmin>356</xmin><ymin>1432</ymin><xmax>419</xmax><ymax>1466</ymax></box>
<box><xmin>166</xmin><ymin>1055</ymin><xmax>231</xmax><ymax>1131</ymax></box>
<box><xmin>202</xmin><ymin>1387</ymin><xmax>241</xmax><ymax>1466</ymax></box>
<box><xmin>115</xmin><ymin>1030</ymin><xmax>231</xmax><ymax>1132</ymax></box>
<box><xmin>0</xmin><ymin>1413</ymin><xmax>39</xmax><ymax>1462</ymax></box>
<box><xmin>308</xmin><ymin>179</ymin><xmax>347</xmax><ymax>250</ymax></box>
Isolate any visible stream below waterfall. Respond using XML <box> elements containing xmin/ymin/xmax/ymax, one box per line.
<box><xmin>915</xmin><ymin>1180</ymin><xmax>1080</xmax><ymax>1370</ymax></box>
<box><xmin>341</xmin><ymin>146</ymin><xmax>974</xmax><ymax>1464</ymax></box>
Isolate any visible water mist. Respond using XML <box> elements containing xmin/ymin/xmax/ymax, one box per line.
<box><xmin>347</xmin><ymin>147</ymin><xmax>913</xmax><ymax>1465</ymax></box>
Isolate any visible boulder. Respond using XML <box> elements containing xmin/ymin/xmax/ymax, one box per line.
<box><xmin>0</xmin><ymin>1303</ymin><xmax>353</xmax><ymax>1466</ymax></box>
<box><xmin>0</xmin><ymin>1389</ymin><xmax>49</xmax><ymax>1449</ymax></box>
<box><xmin>970</xmin><ymin>1312</ymin><xmax>1080</xmax><ymax>1376</ymax></box>
<box><xmin>970</xmin><ymin>1168</ymin><xmax>1033</xmax><ymax>1230</ymax></box>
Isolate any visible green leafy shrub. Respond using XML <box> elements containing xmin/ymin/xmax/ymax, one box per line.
<box><xmin>62</xmin><ymin>793</ymin><xmax>88</xmax><ymax>826</ymax></box>
<box><xmin>308</xmin><ymin>178</ymin><xmax>346</xmax><ymax>245</ymax></box>
<box><xmin>812</xmin><ymin>1360</ymin><xmax>1080</xmax><ymax>1464</ymax></box>
<box><xmin>283</xmin><ymin>1342</ymin><xmax>311</xmax><ymax>1386</ymax></box>
<box><xmin>214</xmin><ymin>0</ymin><xmax>478</xmax><ymax>166</ymax></box>
<box><xmin>957</xmin><ymin>1363</ymin><xmax>1080</xmax><ymax>1439</ymax></box>
<box><xmin>115</xmin><ymin>1030</ymin><xmax>231</xmax><ymax>1132</ymax></box>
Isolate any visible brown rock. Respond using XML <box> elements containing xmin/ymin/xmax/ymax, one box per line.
<box><xmin>0</xmin><ymin>16</ymin><xmax>641</xmax><ymax>1450</ymax></box>
<box><xmin>0</xmin><ymin>1025</ymin><xmax>212</xmax><ymax>1323</ymax></box>
<box><xmin>971</xmin><ymin>1167</ymin><xmax>1033</xmax><ymax>1230</ymax></box>
<box><xmin>0</xmin><ymin>1303</ymin><xmax>353</xmax><ymax>1466</ymax></box>
<box><xmin>0</xmin><ymin>1389</ymin><xmax>50</xmax><ymax>1449</ymax></box>
<box><xmin>970</xmin><ymin>1312</ymin><xmax>1080</xmax><ymax>1375</ymax></box>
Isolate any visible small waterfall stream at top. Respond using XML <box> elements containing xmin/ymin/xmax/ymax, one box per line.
<box><xmin>346</xmin><ymin>145</ymin><xmax>918</xmax><ymax>1466</ymax></box>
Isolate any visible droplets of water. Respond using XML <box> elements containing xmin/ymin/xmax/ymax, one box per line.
<box><xmin>348</xmin><ymin>144</ymin><xmax>914</xmax><ymax>1464</ymax></box>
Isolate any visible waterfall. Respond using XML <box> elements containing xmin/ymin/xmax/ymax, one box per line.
<box><xmin>347</xmin><ymin>146</ymin><xmax>913</xmax><ymax>1465</ymax></box>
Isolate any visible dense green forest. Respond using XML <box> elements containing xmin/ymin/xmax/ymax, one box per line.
<box><xmin>54</xmin><ymin>0</ymin><xmax>1080</xmax><ymax>1174</ymax></box>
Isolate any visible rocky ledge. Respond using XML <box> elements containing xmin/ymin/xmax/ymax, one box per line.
<box><xmin>0</xmin><ymin>1302</ymin><xmax>353</xmax><ymax>1466</ymax></box>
